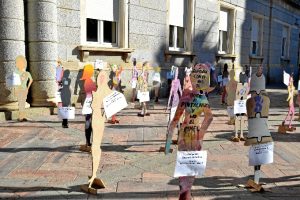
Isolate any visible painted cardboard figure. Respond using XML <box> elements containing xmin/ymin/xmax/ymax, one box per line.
<box><xmin>88</xmin><ymin>71</ymin><xmax>113</xmax><ymax>188</ymax></box>
<box><xmin>232</xmin><ymin>82</ymin><xmax>248</xmax><ymax>142</ymax></box>
<box><xmin>245</xmin><ymin>66</ymin><xmax>272</xmax><ymax>184</ymax></box>
<box><xmin>138</xmin><ymin>62</ymin><xmax>150</xmax><ymax>117</ymax></box>
<box><xmin>281</xmin><ymin>74</ymin><xmax>296</xmax><ymax>132</ymax></box>
<box><xmin>226</xmin><ymin>70</ymin><xmax>238</xmax><ymax>125</ymax></box>
<box><xmin>221</xmin><ymin>64</ymin><xmax>229</xmax><ymax>105</ymax></box>
<box><xmin>167</xmin><ymin>66</ymin><xmax>182</xmax><ymax>124</ymax></box>
<box><xmin>60</xmin><ymin>70</ymin><xmax>72</xmax><ymax>128</ymax></box>
<box><xmin>56</xmin><ymin>60</ymin><xmax>64</xmax><ymax>89</ymax></box>
<box><xmin>108</xmin><ymin>64</ymin><xmax>123</xmax><ymax>124</ymax></box>
<box><xmin>15</xmin><ymin>55</ymin><xmax>33</xmax><ymax>121</ymax></box>
<box><xmin>183</xmin><ymin>67</ymin><xmax>193</xmax><ymax>91</ymax></box>
<box><xmin>298</xmin><ymin>75</ymin><xmax>300</xmax><ymax>121</ymax></box>
<box><xmin>165</xmin><ymin>63</ymin><xmax>213</xmax><ymax>200</ymax></box>
<box><xmin>81</xmin><ymin>64</ymin><xmax>97</xmax><ymax>148</ymax></box>
<box><xmin>152</xmin><ymin>66</ymin><xmax>161</xmax><ymax>103</ymax></box>
<box><xmin>130</xmin><ymin>58</ymin><xmax>139</xmax><ymax>103</ymax></box>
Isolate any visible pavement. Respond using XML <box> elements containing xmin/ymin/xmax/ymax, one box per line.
<box><xmin>0</xmin><ymin>88</ymin><xmax>300</xmax><ymax>200</ymax></box>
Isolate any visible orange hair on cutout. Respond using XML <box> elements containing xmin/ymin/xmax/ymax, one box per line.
<box><xmin>81</xmin><ymin>64</ymin><xmax>94</xmax><ymax>80</ymax></box>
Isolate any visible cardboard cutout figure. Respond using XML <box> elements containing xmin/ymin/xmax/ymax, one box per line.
<box><xmin>60</xmin><ymin>69</ymin><xmax>72</xmax><ymax>128</ymax></box>
<box><xmin>279</xmin><ymin>74</ymin><xmax>296</xmax><ymax>133</ymax></box>
<box><xmin>152</xmin><ymin>66</ymin><xmax>161</xmax><ymax>103</ymax></box>
<box><xmin>130</xmin><ymin>58</ymin><xmax>139</xmax><ymax>103</ymax></box>
<box><xmin>108</xmin><ymin>64</ymin><xmax>123</xmax><ymax>124</ymax></box>
<box><xmin>138</xmin><ymin>62</ymin><xmax>150</xmax><ymax>117</ymax></box>
<box><xmin>232</xmin><ymin>82</ymin><xmax>248</xmax><ymax>142</ymax></box>
<box><xmin>86</xmin><ymin>71</ymin><xmax>113</xmax><ymax>191</ymax></box>
<box><xmin>245</xmin><ymin>66</ymin><xmax>273</xmax><ymax>188</ymax></box>
<box><xmin>165</xmin><ymin>63</ymin><xmax>213</xmax><ymax>199</ymax></box>
<box><xmin>297</xmin><ymin>76</ymin><xmax>300</xmax><ymax>121</ymax></box>
<box><xmin>14</xmin><ymin>56</ymin><xmax>33</xmax><ymax>121</ymax></box>
<box><xmin>80</xmin><ymin>64</ymin><xmax>97</xmax><ymax>152</ymax></box>
<box><xmin>226</xmin><ymin>70</ymin><xmax>238</xmax><ymax>125</ymax></box>
<box><xmin>167</xmin><ymin>66</ymin><xmax>182</xmax><ymax>123</ymax></box>
<box><xmin>221</xmin><ymin>64</ymin><xmax>229</xmax><ymax>104</ymax></box>
<box><xmin>183</xmin><ymin>67</ymin><xmax>193</xmax><ymax>91</ymax></box>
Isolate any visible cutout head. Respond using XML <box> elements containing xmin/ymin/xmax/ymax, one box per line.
<box><xmin>256</xmin><ymin>65</ymin><xmax>263</xmax><ymax>77</ymax></box>
<box><xmin>81</xmin><ymin>64</ymin><xmax>94</xmax><ymax>80</ymax></box>
<box><xmin>16</xmin><ymin>55</ymin><xmax>27</xmax><ymax>72</ymax></box>
<box><xmin>185</xmin><ymin>67</ymin><xmax>192</xmax><ymax>76</ymax></box>
<box><xmin>97</xmin><ymin>70</ymin><xmax>108</xmax><ymax>87</ymax></box>
<box><xmin>250</xmin><ymin>65</ymin><xmax>266</xmax><ymax>93</ymax></box>
<box><xmin>229</xmin><ymin>69</ymin><xmax>235</xmax><ymax>80</ymax></box>
<box><xmin>111</xmin><ymin>64</ymin><xmax>118</xmax><ymax>72</ymax></box>
<box><xmin>190</xmin><ymin>63</ymin><xmax>210</xmax><ymax>91</ymax></box>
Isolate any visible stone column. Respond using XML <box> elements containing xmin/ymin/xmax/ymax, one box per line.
<box><xmin>0</xmin><ymin>0</ymin><xmax>25</xmax><ymax>110</ymax></box>
<box><xmin>27</xmin><ymin>0</ymin><xmax>57</xmax><ymax>106</ymax></box>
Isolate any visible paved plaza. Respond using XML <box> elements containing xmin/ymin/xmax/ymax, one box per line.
<box><xmin>0</xmin><ymin>89</ymin><xmax>300</xmax><ymax>200</ymax></box>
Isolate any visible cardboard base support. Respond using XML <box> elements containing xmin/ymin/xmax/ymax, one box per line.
<box><xmin>278</xmin><ymin>124</ymin><xmax>296</xmax><ymax>134</ymax></box>
<box><xmin>246</xmin><ymin>179</ymin><xmax>264</xmax><ymax>192</ymax></box>
<box><xmin>80</xmin><ymin>177</ymin><xmax>106</xmax><ymax>194</ymax></box>
<box><xmin>79</xmin><ymin>144</ymin><xmax>91</xmax><ymax>153</ymax></box>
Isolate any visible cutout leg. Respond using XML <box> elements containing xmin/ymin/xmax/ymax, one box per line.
<box><xmin>254</xmin><ymin>165</ymin><xmax>261</xmax><ymax>184</ymax></box>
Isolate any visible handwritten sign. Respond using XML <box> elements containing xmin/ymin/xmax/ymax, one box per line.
<box><xmin>82</xmin><ymin>96</ymin><xmax>92</xmax><ymax>115</ymax></box>
<box><xmin>190</xmin><ymin>64</ymin><xmax>210</xmax><ymax>90</ymax></box>
<box><xmin>58</xmin><ymin>107</ymin><xmax>75</xmax><ymax>119</ymax></box>
<box><xmin>55</xmin><ymin>91</ymin><xmax>62</xmax><ymax>103</ymax></box>
<box><xmin>249</xmin><ymin>142</ymin><xmax>274</xmax><ymax>166</ymax></box>
<box><xmin>139</xmin><ymin>91</ymin><xmax>150</xmax><ymax>103</ymax></box>
<box><xmin>6</xmin><ymin>73</ymin><xmax>21</xmax><ymax>87</ymax></box>
<box><xmin>283</xmin><ymin>71</ymin><xmax>290</xmax><ymax>86</ymax></box>
<box><xmin>222</xmin><ymin>77</ymin><xmax>229</xmax><ymax>86</ymax></box>
<box><xmin>103</xmin><ymin>91</ymin><xmax>128</xmax><ymax>118</ymax></box>
<box><xmin>94</xmin><ymin>59</ymin><xmax>104</xmax><ymax>70</ymax></box>
<box><xmin>152</xmin><ymin>72</ymin><xmax>161</xmax><ymax>82</ymax></box>
<box><xmin>234</xmin><ymin>99</ymin><xmax>247</xmax><ymax>114</ymax></box>
<box><xmin>174</xmin><ymin>151</ymin><xmax>207</xmax><ymax>177</ymax></box>
<box><xmin>217</xmin><ymin>75</ymin><xmax>223</xmax><ymax>82</ymax></box>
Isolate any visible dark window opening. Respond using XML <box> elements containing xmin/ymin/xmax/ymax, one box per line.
<box><xmin>87</xmin><ymin>18</ymin><xmax>98</xmax><ymax>42</ymax></box>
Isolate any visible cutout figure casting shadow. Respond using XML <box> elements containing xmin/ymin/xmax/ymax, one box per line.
<box><xmin>61</xmin><ymin>69</ymin><xmax>71</xmax><ymax>128</ymax></box>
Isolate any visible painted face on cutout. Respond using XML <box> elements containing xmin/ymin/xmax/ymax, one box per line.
<box><xmin>190</xmin><ymin>63</ymin><xmax>210</xmax><ymax>91</ymax></box>
<box><xmin>111</xmin><ymin>64</ymin><xmax>118</xmax><ymax>72</ymax></box>
<box><xmin>16</xmin><ymin>55</ymin><xmax>27</xmax><ymax>72</ymax></box>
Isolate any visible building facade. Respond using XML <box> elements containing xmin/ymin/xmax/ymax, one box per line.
<box><xmin>1</xmin><ymin>0</ymin><xmax>300</xmax><ymax>110</ymax></box>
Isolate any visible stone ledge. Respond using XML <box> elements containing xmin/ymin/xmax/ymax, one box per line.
<box><xmin>78</xmin><ymin>45</ymin><xmax>135</xmax><ymax>63</ymax></box>
<box><xmin>164</xmin><ymin>50</ymin><xmax>196</xmax><ymax>62</ymax></box>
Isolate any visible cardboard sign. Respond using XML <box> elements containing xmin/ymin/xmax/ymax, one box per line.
<box><xmin>222</xmin><ymin>78</ymin><xmax>229</xmax><ymax>86</ymax></box>
<box><xmin>152</xmin><ymin>72</ymin><xmax>161</xmax><ymax>82</ymax></box>
<box><xmin>131</xmin><ymin>80</ymin><xmax>137</xmax><ymax>89</ymax></box>
<box><xmin>55</xmin><ymin>91</ymin><xmax>62</xmax><ymax>103</ymax></box>
<box><xmin>174</xmin><ymin>151</ymin><xmax>207</xmax><ymax>177</ymax></box>
<box><xmin>234</xmin><ymin>99</ymin><xmax>247</xmax><ymax>114</ymax></box>
<box><xmin>283</xmin><ymin>71</ymin><xmax>290</xmax><ymax>86</ymax></box>
<box><xmin>82</xmin><ymin>96</ymin><xmax>93</xmax><ymax>115</ymax></box>
<box><xmin>94</xmin><ymin>59</ymin><xmax>104</xmax><ymax>70</ymax></box>
<box><xmin>103</xmin><ymin>91</ymin><xmax>128</xmax><ymax>118</ymax></box>
<box><xmin>139</xmin><ymin>91</ymin><xmax>150</xmax><ymax>103</ymax></box>
<box><xmin>217</xmin><ymin>75</ymin><xmax>223</xmax><ymax>82</ymax></box>
<box><xmin>137</xmin><ymin>90</ymin><xmax>141</xmax><ymax>99</ymax></box>
<box><xmin>6</xmin><ymin>73</ymin><xmax>21</xmax><ymax>87</ymax></box>
<box><xmin>167</xmin><ymin>71</ymin><xmax>174</xmax><ymax>79</ymax></box>
<box><xmin>58</xmin><ymin>107</ymin><xmax>75</xmax><ymax>119</ymax></box>
<box><xmin>190</xmin><ymin>64</ymin><xmax>210</xmax><ymax>90</ymax></box>
<box><xmin>249</xmin><ymin>142</ymin><xmax>274</xmax><ymax>166</ymax></box>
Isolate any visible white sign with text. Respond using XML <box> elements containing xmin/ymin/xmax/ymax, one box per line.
<box><xmin>234</xmin><ymin>99</ymin><xmax>247</xmax><ymax>114</ymax></box>
<box><xmin>55</xmin><ymin>91</ymin><xmax>62</xmax><ymax>103</ymax></box>
<box><xmin>249</xmin><ymin>142</ymin><xmax>274</xmax><ymax>166</ymax></box>
<box><xmin>174</xmin><ymin>151</ymin><xmax>207</xmax><ymax>177</ymax></box>
<box><xmin>283</xmin><ymin>71</ymin><xmax>290</xmax><ymax>86</ymax></box>
<box><xmin>217</xmin><ymin>75</ymin><xmax>223</xmax><ymax>82</ymax></box>
<box><xmin>6</xmin><ymin>73</ymin><xmax>21</xmax><ymax>87</ymax></box>
<box><xmin>82</xmin><ymin>96</ymin><xmax>93</xmax><ymax>115</ymax></box>
<box><xmin>103</xmin><ymin>91</ymin><xmax>128</xmax><ymax>118</ymax></box>
<box><xmin>58</xmin><ymin>107</ymin><xmax>75</xmax><ymax>119</ymax></box>
<box><xmin>139</xmin><ymin>91</ymin><xmax>150</xmax><ymax>103</ymax></box>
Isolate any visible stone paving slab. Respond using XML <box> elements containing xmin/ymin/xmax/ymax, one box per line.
<box><xmin>0</xmin><ymin>89</ymin><xmax>300</xmax><ymax>199</ymax></box>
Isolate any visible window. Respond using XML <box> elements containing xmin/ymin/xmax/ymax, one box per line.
<box><xmin>169</xmin><ymin>0</ymin><xmax>186</xmax><ymax>51</ymax></box>
<box><xmin>251</xmin><ymin>17</ymin><xmax>263</xmax><ymax>56</ymax></box>
<box><xmin>282</xmin><ymin>26</ymin><xmax>289</xmax><ymax>58</ymax></box>
<box><xmin>219</xmin><ymin>8</ymin><xmax>230</xmax><ymax>54</ymax></box>
<box><xmin>85</xmin><ymin>0</ymin><xmax>119</xmax><ymax>46</ymax></box>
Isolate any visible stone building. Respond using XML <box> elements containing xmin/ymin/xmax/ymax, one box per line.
<box><xmin>1</xmin><ymin>0</ymin><xmax>300</xmax><ymax>110</ymax></box>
